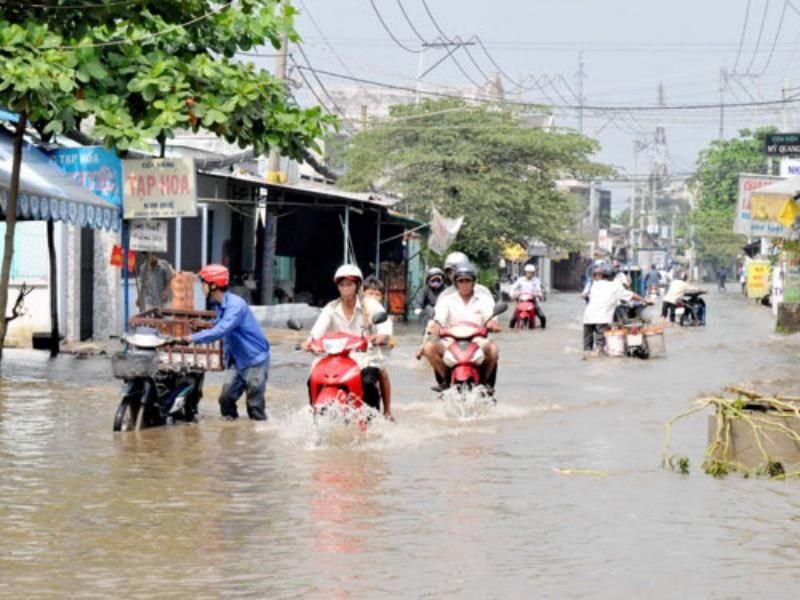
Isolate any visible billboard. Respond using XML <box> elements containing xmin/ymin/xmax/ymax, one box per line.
<box><xmin>48</xmin><ymin>146</ymin><xmax>123</xmax><ymax>207</ymax></box>
<box><xmin>734</xmin><ymin>174</ymin><xmax>792</xmax><ymax>238</ymax></box>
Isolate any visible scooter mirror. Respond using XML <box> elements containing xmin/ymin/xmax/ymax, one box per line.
<box><xmin>286</xmin><ymin>319</ymin><xmax>304</xmax><ymax>331</ymax></box>
<box><xmin>371</xmin><ymin>311</ymin><xmax>389</xmax><ymax>325</ymax></box>
<box><xmin>492</xmin><ymin>302</ymin><xmax>508</xmax><ymax>317</ymax></box>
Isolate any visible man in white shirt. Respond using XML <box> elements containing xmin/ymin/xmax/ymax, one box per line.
<box><xmin>583</xmin><ymin>266</ymin><xmax>644</xmax><ymax>354</ymax></box>
<box><xmin>422</xmin><ymin>263</ymin><xmax>501</xmax><ymax>390</ymax></box>
<box><xmin>661</xmin><ymin>272</ymin><xmax>705</xmax><ymax>324</ymax></box>
<box><xmin>509</xmin><ymin>264</ymin><xmax>547</xmax><ymax>328</ymax></box>
<box><xmin>302</xmin><ymin>265</ymin><xmax>392</xmax><ymax>414</ymax></box>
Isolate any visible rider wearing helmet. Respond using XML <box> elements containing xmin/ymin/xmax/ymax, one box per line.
<box><xmin>582</xmin><ymin>263</ymin><xmax>645</xmax><ymax>354</ymax></box>
<box><xmin>509</xmin><ymin>263</ymin><xmax>547</xmax><ymax>328</ymax></box>
<box><xmin>302</xmin><ymin>264</ymin><xmax>393</xmax><ymax>418</ymax></box>
<box><xmin>418</xmin><ymin>267</ymin><xmax>446</xmax><ymax>318</ymax></box>
<box><xmin>183</xmin><ymin>264</ymin><xmax>271</xmax><ymax>421</ymax></box>
<box><xmin>437</xmin><ymin>251</ymin><xmax>494</xmax><ymax>303</ymax></box>
<box><xmin>422</xmin><ymin>262</ymin><xmax>501</xmax><ymax>391</ymax></box>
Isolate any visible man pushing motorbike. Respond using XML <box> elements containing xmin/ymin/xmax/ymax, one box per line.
<box><xmin>421</xmin><ymin>263</ymin><xmax>501</xmax><ymax>392</ymax></box>
<box><xmin>181</xmin><ymin>264</ymin><xmax>270</xmax><ymax>421</ymax></box>
<box><xmin>509</xmin><ymin>264</ymin><xmax>547</xmax><ymax>328</ymax></box>
<box><xmin>301</xmin><ymin>265</ymin><xmax>393</xmax><ymax>419</ymax></box>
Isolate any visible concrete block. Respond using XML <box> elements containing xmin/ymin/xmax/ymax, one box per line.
<box><xmin>707</xmin><ymin>411</ymin><xmax>800</xmax><ymax>469</ymax></box>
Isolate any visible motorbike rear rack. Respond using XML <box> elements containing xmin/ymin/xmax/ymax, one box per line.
<box><xmin>130</xmin><ymin>308</ymin><xmax>224</xmax><ymax>372</ymax></box>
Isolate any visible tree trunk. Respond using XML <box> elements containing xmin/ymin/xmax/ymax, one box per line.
<box><xmin>0</xmin><ymin>113</ymin><xmax>27</xmax><ymax>363</ymax></box>
<box><xmin>47</xmin><ymin>219</ymin><xmax>59</xmax><ymax>357</ymax></box>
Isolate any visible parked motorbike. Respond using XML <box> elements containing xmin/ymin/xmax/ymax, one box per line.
<box><xmin>513</xmin><ymin>293</ymin><xmax>537</xmax><ymax>330</ymax></box>
<box><xmin>646</xmin><ymin>284</ymin><xmax>660</xmax><ymax>304</ymax></box>
<box><xmin>676</xmin><ymin>291</ymin><xmax>706</xmax><ymax>326</ymax></box>
<box><xmin>290</xmin><ymin>312</ymin><xmax>388</xmax><ymax>426</ymax></box>
<box><xmin>111</xmin><ymin>328</ymin><xmax>204</xmax><ymax>431</ymax></box>
<box><xmin>439</xmin><ymin>302</ymin><xmax>507</xmax><ymax>401</ymax></box>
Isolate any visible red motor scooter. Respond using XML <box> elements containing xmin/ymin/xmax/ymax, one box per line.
<box><xmin>289</xmin><ymin>312</ymin><xmax>387</xmax><ymax>425</ymax></box>
<box><xmin>513</xmin><ymin>293</ymin><xmax>537</xmax><ymax>330</ymax></box>
<box><xmin>439</xmin><ymin>302</ymin><xmax>507</xmax><ymax>401</ymax></box>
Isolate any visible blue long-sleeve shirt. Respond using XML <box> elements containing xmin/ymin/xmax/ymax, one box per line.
<box><xmin>191</xmin><ymin>292</ymin><xmax>269</xmax><ymax>370</ymax></box>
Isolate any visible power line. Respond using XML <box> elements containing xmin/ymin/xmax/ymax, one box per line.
<box><xmin>292</xmin><ymin>46</ymin><xmax>357</xmax><ymax>133</ymax></box>
<box><xmin>396</xmin><ymin>0</ymin><xmax>427</xmax><ymax>43</ymax></box>
<box><xmin>367</xmin><ymin>0</ymin><xmax>422</xmax><ymax>53</ymax></box>
<box><xmin>297</xmin><ymin>0</ymin><xmax>355</xmax><ymax>77</ymax></box>
<box><xmin>419</xmin><ymin>0</ymin><xmax>483</xmax><ymax>86</ymax></box>
<box><xmin>732</xmin><ymin>0</ymin><xmax>753</xmax><ymax>72</ymax></box>
<box><xmin>296</xmin><ymin>64</ymin><xmax>800</xmax><ymax>112</ymax></box>
<box><xmin>755</xmin><ymin>0</ymin><xmax>790</xmax><ymax>75</ymax></box>
<box><xmin>743</xmin><ymin>0</ymin><xmax>772</xmax><ymax>74</ymax></box>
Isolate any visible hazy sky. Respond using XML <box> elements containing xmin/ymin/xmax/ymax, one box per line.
<box><xmin>263</xmin><ymin>1</ymin><xmax>800</xmax><ymax>210</ymax></box>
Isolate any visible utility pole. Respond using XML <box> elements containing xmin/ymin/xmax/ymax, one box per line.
<box><xmin>718</xmin><ymin>67</ymin><xmax>726</xmax><ymax>140</ymax></box>
<box><xmin>576</xmin><ymin>51</ymin><xmax>586</xmax><ymax>134</ymax></box>
<box><xmin>260</xmin><ymin>31</ymin><xmax>289</xmax><ymax>305</ymax></box>
<box><xmin>416</xmin><ymin>40</ymin><xmax>478</xmax><ymax>104</ymax></box>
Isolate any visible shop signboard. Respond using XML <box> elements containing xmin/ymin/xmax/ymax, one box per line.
<box><xmin>734</xmin><ymin>174</ymin><xmax>791</xmax><ymax>237</ymax></box>
<box><xmin>48</xmin><ymin>146</ymin><xmax>123</xmax><ymax>207</ymax></box>
<box><xmin>746</xmin><ymin>259</ymin><xmax>772</xmax><ymax>299</ymax></box>
<box><xmin>784</xmin><ymin>251</ymin><xmax>800</xmax><ymax>303</ymax></box>
<box><xmin>765</xmin><ymin>133</ymin><xmax>800</xmax><ymax>157</ymax></box>
<box><xmin>123</xmin><ymin>157</ymin><xmax>197</xmax><ymax>219</ymax></box>
<box><xmin>129</xmin><ymin>219</ymin><xmax>168</xmax><ymax>252</ymax></box>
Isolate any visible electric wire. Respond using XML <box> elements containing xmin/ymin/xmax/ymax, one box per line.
<box><xmin>296</xmin><ymin>64</ymin><xmax>800</xmax><ymax>112</ymax></box>
<box><xmin>396</xmin><ymin>0</ymin><xmax>428</xmax><ymax>43</ymax></box>
<box><xmin>298</xmin><ymin>0</ymin><xmax>355</xmax><ymax>77</ymax></box>
<box><xmin>419</xmin><ymin>0</ymin><xmax>483</xmax><ymax>86</ymax></box>
<box><xmin>755</xmin><ymin>0</ymin><xmax>790</xmax><ymax>76</ymax></box>
<box><xmin>367</xmin><ymin>0</ymin><xmax>423</xmax><ymax>53</ymax></box>
<box><xmin>292</xmin><ymin>47</ymin><xmax>357</xmax><ymax>134</ymax></box>
<box><xmin>743</xmin><ymin>0</ymin><xmax>772</xmax><ymax>74</ymax></box>
<box><xmin>732</xmin><ymin>0</ymin><xmax>753</xmax><ymax>72</ymax></box>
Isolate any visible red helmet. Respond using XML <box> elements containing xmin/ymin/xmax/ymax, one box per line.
<box><xmin>198</xmin><ymin>264</ymin><xmax>229</xmax><ymax>288</ymax></box>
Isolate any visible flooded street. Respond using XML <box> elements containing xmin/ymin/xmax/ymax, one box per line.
<box><xmin>2</xmin><ymin>291</ymin><xmax>800</xmax><ymax>597</ymax></box>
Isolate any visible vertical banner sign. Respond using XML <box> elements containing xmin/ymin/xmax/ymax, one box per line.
<box><xmin>784</xmin><ymin>251</ymin><xmax>800</xmax><ymax>303</ymax></box>
<box><xmin>746</xmin><ymin>259</ymin><xmax>772</xmax><ymax>299</ymax></box>
<box><xmin>123</xmin><ymin>157</ymin><xmax>197</xmax><ymax>219</ymax></box>
<box><xmin>734</xmin><ymin>174</ymin><xmax>788</xmax><ymax>237</ymax></box>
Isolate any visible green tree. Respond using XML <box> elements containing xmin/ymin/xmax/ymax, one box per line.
<box><xmin>338</xmin><ymin>99</ymin><xmax>610</xmax><ymax>266</ymax></box>
<box><xmin>690</xmin><ymin>128</ymin><xmax>775</xmax><ymax>265</ymax></box>
<box><xmin>0</xmin><ymin>1</ymin><xmax>333</xmax><ymax>358</ymax></box>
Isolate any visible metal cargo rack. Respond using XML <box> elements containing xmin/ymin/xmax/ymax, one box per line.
<box><xmin>129</xmin><ymin>307</ymin><xmax>224</xmax><ymax>371</ymax></box>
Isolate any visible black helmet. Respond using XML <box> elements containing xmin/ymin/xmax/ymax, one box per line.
<box><xmin>602</xmin><ymin>265</ymin><xmax>615</xmax><ymax>278</ymax></box>
<box><xmin>453</xmin><ymin>263</ymin><xmax>477</xmax><ymax>281</ymax></box>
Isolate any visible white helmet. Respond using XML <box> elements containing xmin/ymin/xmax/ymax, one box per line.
<box><xmin>524</xmin><ymin>264</ymin><xmax>536</xmax><ymax>273</ymax></box>
<box><xmin>333</xmin><ymin>264</ymin><xmax>363</xmax><ymax>283</ymax></box>
<box><xmin>444</xmin><ymin>251</ymin><xmax>469</xmax><ymax>271</ymax></box>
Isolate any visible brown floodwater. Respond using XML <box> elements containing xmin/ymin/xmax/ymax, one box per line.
<box><xmin>2</xmin><ymin>290</ymin><xmax>800</xmax><ymax>597</ymax></box>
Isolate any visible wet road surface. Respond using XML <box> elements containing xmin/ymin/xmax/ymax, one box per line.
<box><xmin>2</xmin><ymin>290</ymin><xmax>800</xmax><ymax>598</ymax></box>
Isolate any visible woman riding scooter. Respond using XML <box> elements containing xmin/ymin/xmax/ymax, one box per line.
<box><xmin>301</xmin><ymin>265</ymin><xmax>393</xmax><ymax>419</ymax></box>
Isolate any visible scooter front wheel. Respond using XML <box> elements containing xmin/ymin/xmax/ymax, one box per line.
<box><xmin>113</xmin><ymin>396</ymin><xmax>143</xmax><ymax>432</ymax></box>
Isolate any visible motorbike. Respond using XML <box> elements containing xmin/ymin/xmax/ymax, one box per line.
<box><xmin>676</xmin><ymin>291</ymin><xmax>706</xmax><ymax>326</ymax></box>
<box><xmin>646</xmin><ymin>284</ymin><xmax>660</xmax><ymax>304</ymax></box>
<box><xmin>439</xmin><ymin>302</ymin><xmax>507</xmax><ymax>401</ymax></box>
<box><xmin>611</xmin><ymin>300</ymin><xmax>653</xmax><ymax>359</ymax></box>
<box><xmin>111</xmin><ymin>328</ymin><xmax>205</xmax><ymax>432</ymax></box>
<box><xmin>513</xmin><ymin>293</ymin><xmax>537</xmax><ymax>330</ymax></box>
<box><xmin>290</xmin><ymin>312</ymin><xmax>388</xmax><ymax>426</ymax></box>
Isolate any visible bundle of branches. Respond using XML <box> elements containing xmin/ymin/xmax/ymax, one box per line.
<box><xmin>663</xmin><ymin>386</ymin><xmax>800</xmax><ymax>479</ymax></box>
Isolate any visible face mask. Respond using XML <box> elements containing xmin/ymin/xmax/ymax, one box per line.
<box><xmin>429</xmin><ymin>277</ymin><xmax>443</xmax><ymax>288</ymax></box>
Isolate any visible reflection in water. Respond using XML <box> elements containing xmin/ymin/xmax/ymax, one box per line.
<box><xmin>2</xmin><ymin>292</ymin><xmax>800</xmax><ymax>596</ymax></box>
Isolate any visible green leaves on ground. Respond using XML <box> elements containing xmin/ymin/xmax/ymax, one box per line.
<box><xmin>338</xmin><ymin>99</ymin><xmax>610</xmax><ymax>265</ymax></box>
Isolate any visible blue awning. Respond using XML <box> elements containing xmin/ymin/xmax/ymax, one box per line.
<box><xmin>0</xmin><ymin>130</ymin><xmax>121</xmax><ymax>232</ymax></box>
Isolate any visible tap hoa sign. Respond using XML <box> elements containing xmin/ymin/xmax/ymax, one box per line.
<box><xmin>123</xmin><ymin>157</ymin><xmax>197</xmax><ymax>219</ymax></box>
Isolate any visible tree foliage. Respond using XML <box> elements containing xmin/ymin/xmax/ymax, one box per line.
<box><xmin>690</xmin><ymin>128</ymin><xmax>775</xmax><ymax>265</ymax></box>
<box><xmin>0</xmin><ymin>0</ymin><xmax>333</xmax><ymax>155</ymax></box>
<box><xmin>338</xmin><ymin>99</ymin><xmax>610</xmax><ymax>265</ymax></box>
